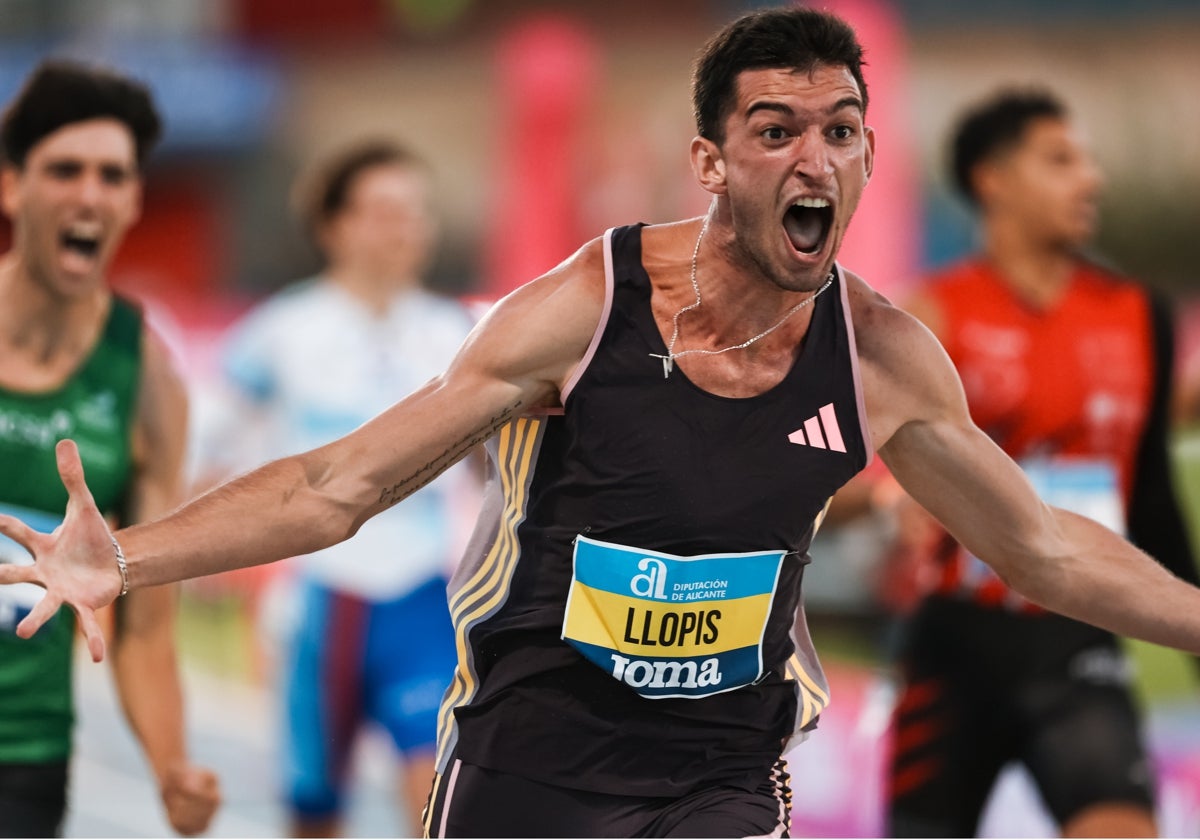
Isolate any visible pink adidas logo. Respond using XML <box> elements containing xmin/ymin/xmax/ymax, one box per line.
<box><xmin>787</xmin><ymin>403</ymin><xmax>846</xmax><ymax>452</ymax></box>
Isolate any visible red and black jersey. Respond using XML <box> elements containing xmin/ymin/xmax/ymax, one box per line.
<box><xmin>433</xmin><ymin>223</ymin><xmax>871</xmax><ymax>797</ymax></box>
<box><xmin>923</xmin><ymin>257</ymin><xmax>1195</xmax><ymax>608</ymax></box>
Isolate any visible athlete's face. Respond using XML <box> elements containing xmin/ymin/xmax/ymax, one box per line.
<box><xmin>978</xmin><ymin>116</ymin><xmax>1102</xmax><ymax>250</ymax></box>
<box><xmin>692</xmin><ymin>64</ymin><xmax>874</xmax><ymax>293</ymax></box>
<box><xmin>321</xmin><ymin>163</ymin><xmax>438</xmax><ymax>289</ymax></box>
<box><xmin>0</xmin><ymin>118</ymin><xmax>142</xmax><ymax>299</ymax></box>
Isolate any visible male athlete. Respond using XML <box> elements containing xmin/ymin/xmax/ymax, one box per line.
<box><xmin>884</xmin><ymin>88</ymin><xmax>1199</xmax><ymax>838</ymax></box>
<box><xmin>209</xmin><ymin>140</ymin><xmax>474</xmax><ymax>837</ymax></box>
<box><xmin>0</xmin><ymin>60</ymin><xmax>218</xmax><ymax>836</ymax></box>
<box><xmin>4</xmin><ymin>9</ymin><xmax>1200</xmax><ymax>838</ymax></box>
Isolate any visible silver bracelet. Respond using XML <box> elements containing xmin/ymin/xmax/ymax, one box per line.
<box><xmin>111</xmin><ymin>536</ymin><xmax>129</xmax><ymax>597</ymax></box>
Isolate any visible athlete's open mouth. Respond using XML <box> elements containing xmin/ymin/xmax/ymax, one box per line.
<box><xmin>60</xmin><ymin>222</ymin><xmax>101</xmax><ymax>259</ymax></box>
<box><xmin>783</xmin><ymin>199</ymin><xmax>832</xmax><ymax>255</ymax></box>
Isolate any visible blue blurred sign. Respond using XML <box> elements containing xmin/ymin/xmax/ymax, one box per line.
<box><xmin>0</xmin><ymin>38</ymin><xmax>284</xmax><ymax>155</ymax></box>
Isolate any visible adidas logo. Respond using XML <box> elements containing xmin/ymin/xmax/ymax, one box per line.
<box><xmin>787</xmin><ymin>403</ymin><xmax>846</xmax><ymax>452</ymax></box>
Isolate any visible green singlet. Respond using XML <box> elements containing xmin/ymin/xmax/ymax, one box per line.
<box><xmin>0</xmin><ymin>296</ymin><xmax>142</xmax><ymax>763</ymax></box>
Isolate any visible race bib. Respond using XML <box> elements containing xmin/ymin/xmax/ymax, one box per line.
<box><xmin>1022</xmin><ymin>457</ymin><xmax>1124</xmax><ymax>535</ymax></box>
<box><xmin>0</xmin><ymin>504</ymin><xmax>61</xmax><ymax>634</ymax></box>
<box><xmin>963</xmin><ymin>456</ymin><xmax>1125</xmax><ymax>590</ymax></box>
<box><xmin>561</xmin><ymin>535</ymin><xmax>786</xmax><ymax>699</ymax></box>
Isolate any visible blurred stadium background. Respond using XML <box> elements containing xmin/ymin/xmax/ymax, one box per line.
<box><xmin>0</xmin><ymin>0</ymin><xmax>1197</xmax><ymax>835</ymax></box>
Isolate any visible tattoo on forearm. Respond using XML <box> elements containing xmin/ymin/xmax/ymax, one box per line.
<box><xmin>376</xmin><ymin>401</ymin><xmax>521</xmax><ymax>507</ymax></box>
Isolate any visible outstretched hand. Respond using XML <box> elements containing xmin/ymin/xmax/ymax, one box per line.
<box><xmin>0</xmin><ymin>439</ymin><xmax>123</xmax><ymax>661</ymax></box>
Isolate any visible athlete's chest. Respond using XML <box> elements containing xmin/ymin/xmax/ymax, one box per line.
<box><xmin>0</xmin><ymin>341</ymin><xmax>93</xmax><ymax>393</ymax></box>
<box><xmin>269</xmin><ymin>308</ymin><xmax>459</xmax><ymax>409</ymax></box>
<box><xmin>562</xmin><ymin>355</ymin><xmax>861</xmax><ymax>548</ymax></box>
<box><xmin>0</xmin><ymin>382</ymin><xmax>132</xmax><ymax>515</ymax></box>
<box><xmin>949</xmin><ymin>299</ymin><xmax>1152</xmax><ymax>454</ymax></box>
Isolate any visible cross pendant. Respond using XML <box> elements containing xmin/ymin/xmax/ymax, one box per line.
<box><xmin>648</xmin><ymin>353</ymin><xmax>674</xmax><ymax>379</ymax></box>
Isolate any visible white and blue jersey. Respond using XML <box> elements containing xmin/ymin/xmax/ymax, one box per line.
<box><xmin>216</xmin><ymin>278</ymin><xmax>477</xmax><ymax>816</ymax></box>
<box><xmin>219</xmin><ymin>278</ymin><xmax>476</xmax><ymax>600</ymax></box>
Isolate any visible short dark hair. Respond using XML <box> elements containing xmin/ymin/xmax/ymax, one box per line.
<box><xmin>294</xmin><ymin>139</ymin><xmax>428</xmax><ymax>243</ymax></box>
<box><xmin>692</xmin><ymin>6</ymin><xmax>868</xmax><ymax>145</ymax></box>
<box><xmin>1</xmin><ymin>58</ymin><xmax>162</xmax><ymax>169</ymax></box>
<box><xmin>950</xmin><ymin>88</ymin><xmax>1068</xmax><ymax>205</ymax></box>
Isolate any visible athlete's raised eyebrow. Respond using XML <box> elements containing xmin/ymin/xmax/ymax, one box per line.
<box><xmin>745</xmin><ymin>96</ymin><xmax>865</xmax><ymax>120</ymax></box>
<box><xmin>746</xmin><ymin>101</ymin><xmax>794</xmax><ymax>120</ymax></box>
<box><xmin>828</xmin><ymin>96</ymin><xmax>865</xmax><ymax>115</ymax></box>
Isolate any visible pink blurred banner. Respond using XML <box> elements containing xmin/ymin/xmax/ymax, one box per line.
<box><xmin>807</xmin><ymin>0</ymin><xmax>922</xmax><ymax>301</ymax></box>
<box><xmin>484</xmin><ymin>14</ymin><xmax>599</xmax><ymax>297</ymax></box>
<box><xmin>787</xmin><ymin>663</ymin><xmax>1200</xmax><ymax>837</ymax></box>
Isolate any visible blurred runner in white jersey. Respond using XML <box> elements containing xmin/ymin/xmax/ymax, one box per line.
<box><xmin>209</xmin><ymin>140</ymin><xmax>477</xmax><ymax>838</ymax></box>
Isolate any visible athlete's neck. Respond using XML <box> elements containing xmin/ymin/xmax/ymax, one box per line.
<box><xmin>681</xmin><ymin>217</ymin><xmax>824</xmax><ymax>343</ymax></box>
<box><xmin>981</xmin><ymin>222</ymin><xmax>1079</xmax><ymax>310</ymax></box>
<box><xmin>0</xmin><ymin>254</ymin><xmax>111</xmax><ymax>370</ymax></box>
<box><xmin>326</xmin><ymin>264</ymin><xmax>419</xmax><ymax>316</ymax></box>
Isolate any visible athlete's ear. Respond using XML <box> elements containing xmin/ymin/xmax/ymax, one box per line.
<box><xmin>0</xmin><ymin>165</ymin><xmax>19</xmax><ymax>218</ymax></box>
<box><xmin>691</xmin><ymin>136</ymin><xmax>727</xmax><ymax>195</ymax></box>
<box><xmin>863</xmin><ymin>125</ymin><xmax>875</xmax><ymax>183</ymax></box>
<box><xmin>128</xmin><ymin>176</ymin><xmax>144</xmax><ymax>227</ymax></box>
<box><xmin>974</xmin><ymin>159</ymin><xmax>1007</xmax><ymax>208</ymax></box>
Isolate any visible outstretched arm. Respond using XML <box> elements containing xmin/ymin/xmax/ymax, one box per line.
<box><xmin>853</xmin><ymin>277</ymin><xmax>1200</xmax><ymax>653</ymax></box>
<box><xmin>0</xmin><ymin>240</ymin><xmax>607</xmax><ymax>659</ymax></box>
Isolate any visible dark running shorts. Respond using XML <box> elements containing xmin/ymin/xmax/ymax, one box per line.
<box><xmin>887</xmin><ymin>596</ymin><xmax>1154</xmax><ymax>837</ymax></box>
<box><xmin>422</xmin><ymin>746</ymin><xmax>792</xmax><ymax>838</ymax></box>
<box><xmin>0</xmin><ymin>759</ymin><xmax>69</xmax><ymax>838</ymax></box>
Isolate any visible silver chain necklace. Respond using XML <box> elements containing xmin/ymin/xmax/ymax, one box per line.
<box><xmin>649</xmin><ymin>215</ymin><xmax>834</xmax><ymax>379</ymax></box>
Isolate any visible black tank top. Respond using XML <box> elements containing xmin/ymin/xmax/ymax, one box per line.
<box><xmin>436</xmin><ymin>224</ymin><xmax>871</xmax><ymax>796</ymax></box>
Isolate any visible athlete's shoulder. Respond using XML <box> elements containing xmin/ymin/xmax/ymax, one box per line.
<box><xmin>919</xmin><ymin>256</ymin><xmax>991</xmax><ymax>297</ymax></box>
<box><xmin>454</xmin><ymin>232</ymin><xmax>610</xmax><ymax>405</ymax></box>
<box><xmin>844</xmin><ymin>269</ymin><xmax>954</xmax><ymax>385</ymax></box>
<box><xmin>639</xmin><ymin>219</ymin><xmax>699</xmax><ymax>273</ymax></box>
<box><xmin>1074</xmin><ymin>255</ymin><xmax>1150</xmax><ymax>296</ymax></box>
<box><xmin>102</xmin><ymin>291</ymin><xmax>146</xmax><ymax>356</ymax></box>
<box><xmin>507</xmin><ymin>231</ymin><xmax>609</xmax><ymax>304</ymax></box>
<box><xmin>229</xmin><ymin>276</ymin><xmax>328</xmax><ymax>338</ymax></box>
<box><xmin>109</xmin><ymin>290</ymin><xmax>145</xmax><ymax>322</ymax></box>
<box><xmin>903</xmin><ymin>257</ymin><xmax>997</xmax><ymax>341</ymax></box>
<box><xmin>842</xmin><ymin>269</ymin><xmax>936</xmax><ymax>360</ymax></box>
<box><xmin>261</xmin><ymin>275</ymin><xmax>331</xmax><ymax>315</ymax></box>
<box><xmin>842</xmin><ymin>268</ymin><xmax>964</xmax><ymax>451</ymax></box>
